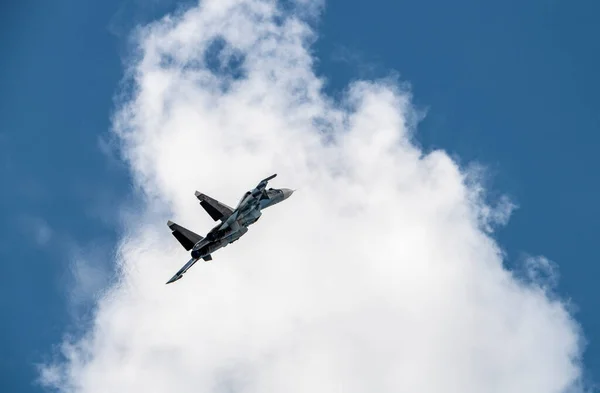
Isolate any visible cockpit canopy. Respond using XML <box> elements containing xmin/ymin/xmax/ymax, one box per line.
<box><xmin>236</xmin><ymin>188</ymin><xmax>283</xmax><ymax>209</ymax></box>
<box><xmin>266</xmin><ymin>188</ymin><xmax>282</xmax><ymax>198</ymax></box>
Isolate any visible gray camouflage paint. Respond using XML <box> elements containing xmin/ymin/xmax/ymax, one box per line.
<box><xmin>166</xmin><ymin>174</ymin><xmax>293</xmax><ymax>284</ymax></box>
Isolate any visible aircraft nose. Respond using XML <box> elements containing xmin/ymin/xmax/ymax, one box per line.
<box><xmin>281</xmin><ymin>188</ymin><xmax>294</xmax><ymax>200</ymax></box>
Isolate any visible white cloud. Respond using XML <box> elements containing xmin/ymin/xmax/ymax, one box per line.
<box><xmin>41</xmin><ymin>1</ymin><xmax>586</xmax><ymax>392</ymax></box>
<box><xmin>518</xmin><ymin>255</ymin><xmax>561</xmax><ymax>292</ymax></box>
<box><xmin>66</xmin><ymin>243</ymin><xmax>113</xmax><ymax>308</ymax></box>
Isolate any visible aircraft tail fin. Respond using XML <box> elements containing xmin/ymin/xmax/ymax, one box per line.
<box><xmin>195</xmin><ymin>191</ymin><xmax>235</xmax><ymax>221</ymax></box>
<box><xmin>167</xmin><ymin>220</ymin><xmax>203</xmax><ymax>251</ymax></box>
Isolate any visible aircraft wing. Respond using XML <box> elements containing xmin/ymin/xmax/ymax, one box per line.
<box><xmin>166</xmin><ymin>257</ymin><xmax>198</xmax><ymax>284</ymax></box>
<box><xmin>195</xmin><ymin>192</ymin><xmax>235</xmax><ymax>222</ymax></box>
<box><xmin>248</xmin><ymin>173</ymin><xmax>277</xmax><ymax>200</ymax></box>
<box><xmin>255</xmin><ymin>173</ymin><xmax>277</xmax><ymax>190</ymax></box>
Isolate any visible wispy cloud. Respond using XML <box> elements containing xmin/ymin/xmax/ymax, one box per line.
<box><xmin>515</xmin><ymin>254</ymin><xmax>561</xmax><ymax>293</ymax></box>
<box><xmin>16</xmin><ymin>212</ymin><xmax>115</xmax><ymax>315</ymax></box>
<box><xmin>66</xmin><ymin>242</ymin><xmax>113</xmax><ymax>309</ymax></box>
<box><xmin>17</xmin><ymin>214</ymin><xmax>53</xmax><ymax>247</ymax></box>
<box><xmin>41</xmin><ymin>1</ymin><xmax>585</xmax><ymax>392</ymax></box>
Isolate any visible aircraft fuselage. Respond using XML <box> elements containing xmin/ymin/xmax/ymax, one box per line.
<box><xmin>165</xmin><ymin>174</ymin><xmax>294</xmax><ymax>284</ymax></box>
<box><xmin>190</xmin><ymin>187</ymin><xmax>291</xmax><ymax>260</ymax></box>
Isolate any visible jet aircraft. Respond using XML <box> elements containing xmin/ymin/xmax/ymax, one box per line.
<box><xmin>165</xmin><ymin>174</ymin><xmax>294</xmax><ymax>284</ymax></box>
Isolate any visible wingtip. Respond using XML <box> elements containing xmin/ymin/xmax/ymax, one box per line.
<box><xmin>167</xmin><ymin>220</ymin><xmax>174</xmax><ymax>227</ymax></box>
<box><xmin>166</xmin><ymin>275</ymin><xmax>180</xmax><ymax>284</ymax></box>
<box><xmin>194</xmin><ymin>190</ymin><xmax>201</xmax><ymax>197</ymax></box>
<box><xmin>260</xmin><ymin>174</ymin><xmax>277</xmax><ymax>183</ymax></box>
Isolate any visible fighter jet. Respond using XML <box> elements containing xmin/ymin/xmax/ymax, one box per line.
<box><xmin>165</xmin><ymin>174</ymin><xmax>294</xmax><ymax>284</ymax></box>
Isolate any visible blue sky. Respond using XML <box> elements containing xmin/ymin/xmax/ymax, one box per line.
<box><xmin>1</xmin><ymin>0</ymin><xmax>598</xmax><ymax>392</ymax></box>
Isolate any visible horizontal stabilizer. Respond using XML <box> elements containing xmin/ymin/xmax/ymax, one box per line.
<box><xmin>167</xmin><ymin>220</ymin><xmax>203</xmax><ymax>251</ymax></box>
<box><xmin>195</xmin><ymin>192</ymin><xmax>234</xmax><ymax>222</ymax></box>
